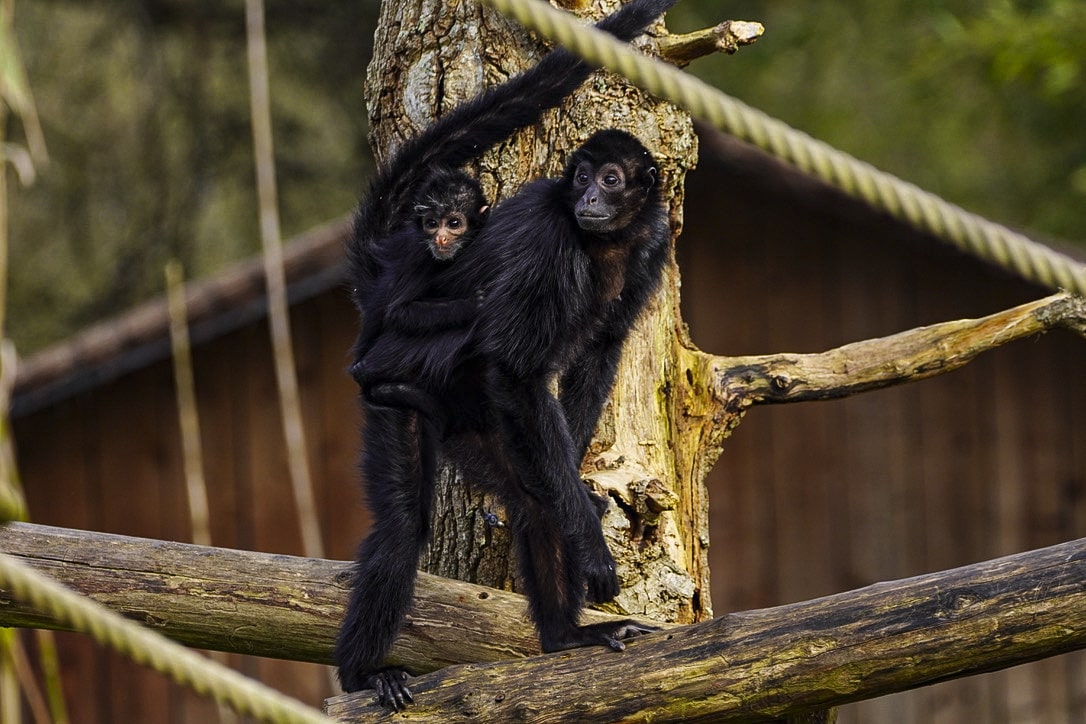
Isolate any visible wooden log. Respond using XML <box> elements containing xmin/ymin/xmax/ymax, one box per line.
<box><xmin>0</xmin><ymin>522</ymin><xmax>623</xmax><ymax>670</ymax></box>
<box><xmin>4</xmin><ymin>523</ymin><xmax>1084</xmax><ymax>722</ymax></box>
<box><xmin>325</xmin><ymin>536</ymin><xmax>1086</xmax><ymax>722</ymax></box>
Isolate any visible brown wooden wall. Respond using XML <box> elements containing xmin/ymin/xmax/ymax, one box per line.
<box><xmin>11</xmin><ymin>142</ymin><xmax>1086</xmax><ymax>721</ymax></box>
<box><xmin>14</xmin><ymin>289</ymin><xmax>366</xmax><ymax>722</ymax></box>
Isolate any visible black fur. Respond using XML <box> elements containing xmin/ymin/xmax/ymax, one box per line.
<box><xmin>348</xmin><ymin>0</ymin><xmax>677</xmax><ymax>311</ymax></box>
<box><xmin>337</xmin><ymin>0</ymin><xmax>677</xmax><ymax>707</ymax></box>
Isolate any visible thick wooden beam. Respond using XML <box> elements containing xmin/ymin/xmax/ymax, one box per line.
<box><xmin>0</xmin><ymin>522</ymin><xmax>624</xmax><ymax>671</ymax></box>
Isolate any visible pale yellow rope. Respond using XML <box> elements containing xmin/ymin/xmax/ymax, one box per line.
<box><xmin>0</xmin><ymin>551</ymin><xmax>336</xmax><ymax>724</ymax></box>
<box><xmin>479</xmin><ymin>0</ymin><xmax>1086</xmax><ymax>297</ymax></box>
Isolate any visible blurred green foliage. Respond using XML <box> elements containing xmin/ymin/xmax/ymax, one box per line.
<box><xmin>4</xmin><ymin>0</ymin><xmax>1084</xmax><ymax>354</ymax></box>
<box><xmin>7</xmin><ymin>1</ymin><xmax>377</xmax><ymax>352</ymax></box>
<box><xmin>671</xmin><ymin>0</ymin><xmax>1085</xmax><ymax>245</ymax></box>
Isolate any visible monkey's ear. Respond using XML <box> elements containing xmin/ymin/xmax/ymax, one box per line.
<box><xmin>642</xmin><ymin>166</ymin><xmax>658</xmax><ymax>190</ymax></box>
<box><xmin>479</xmin><ymin>205</ymin><xmax>491</xmax><ymax>218</ymax></box>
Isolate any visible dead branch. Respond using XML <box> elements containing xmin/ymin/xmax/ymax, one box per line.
<box><xmin>325</xmin><ymin>536</ymin><xmax>1086</xmax><ymax>722</ymax></box>
<box><xmin>710</xmin><ymin>291</ymin><xmax>1085</xmax><ymax>409</ymax></box>
<box><xmin>657</xmin><ymin>20</ymin><xmax>765</xmax><ymax>66</ymax></box>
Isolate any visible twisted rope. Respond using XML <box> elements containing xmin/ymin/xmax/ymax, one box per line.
<box><xmin>479</xmin><ymin>0</ymin><xmax>1086</xmax><ymax>297</ymax></box>
<box><xmin>0</xmin><ymin>551</ymin><xmax>336</xmax><ymax>724</ymax></box>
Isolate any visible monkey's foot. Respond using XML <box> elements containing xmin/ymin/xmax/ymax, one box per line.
<box><xmin>542</xmin><ymin>619</ymin><xmax>659</xmax><ymax>653</ymax></box>
<box><xmin>343</xmin><ymin>667</ymin><xmax>415</xmax><ymax>711</ymax></box>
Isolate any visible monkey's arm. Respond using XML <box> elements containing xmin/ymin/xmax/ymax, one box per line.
<box><xmin>562</xmin><ymin>222</ymin><xmax>670</xmax><ymax>459</ymax></box>
<box><xmin>559</xmin><ymin>330</ymin><xmax>627</xmax><ymax>463</ymax></box>
<box><xmin>366</xmin><ymin>382</ymin><xmax>450</xmax><ymax>435</ymax></box>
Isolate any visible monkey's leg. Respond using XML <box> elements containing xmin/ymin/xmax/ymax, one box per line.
<box><xmin>505</xmin><ymin>492</ymin><xmax>658</xmax><ymax>653</ymax></box>
<box><xmin>487</xmin><ymin>369</ymin><xmax>620</xmax><ymax>604</ymax></box>
<box><xmin>335</xmin><ymin>404</ymin><xmax>436</xmax><ymax>709</ymax></box>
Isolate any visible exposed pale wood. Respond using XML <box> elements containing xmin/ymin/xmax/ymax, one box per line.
<box><xmin>657</xmin><ymin>20</ymin><xmax>765</xmax><ymax>66</ymax></box>
<box><xmin>325</xmin><ymin>536</ymin><xmax>1086</xmax><ymax>722</ymax></box>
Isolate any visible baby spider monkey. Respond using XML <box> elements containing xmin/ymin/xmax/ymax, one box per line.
<box><xmin>352</xmin><ymin>169</ymin><xmax>489</xmax><ymax>430</ymax></box>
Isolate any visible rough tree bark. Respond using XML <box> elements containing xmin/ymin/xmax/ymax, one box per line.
<box><xmin>363</xmin><ymin>0</ymin><xmax>709</xmax><ymax>627</ymax></box>
<box><xmin>325</xmin><ymin>535</ymin><xmax>1086</xmax><ymax>723</ymax></box>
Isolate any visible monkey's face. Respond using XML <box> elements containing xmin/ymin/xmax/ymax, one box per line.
<box><xmin>423</xmin><ymin>211</ymin><xmax>471</xmax><ymax>260</ymax></box>
<box><xmin>570</xmin><ymin>161</ymin><xmax>647</xmax><ymax>234</ymax></box>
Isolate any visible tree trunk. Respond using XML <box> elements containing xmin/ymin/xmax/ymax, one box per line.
<box><xmin>364</xmin><ymin>0</ymin><xmax>708</xmax><ymax>625</ymax></box>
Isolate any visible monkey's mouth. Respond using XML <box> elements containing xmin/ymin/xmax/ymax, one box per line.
<box><xmin>575</xmin><ymin>212</ymin><xmax>612</xmax><ymax>231</ymax></box>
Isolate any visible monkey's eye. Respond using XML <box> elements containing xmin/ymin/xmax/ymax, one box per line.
<box><xmin>576</xmin><ymin>172</ymin><xmax>590</xmax><ymax>185</ymax></box>
<box><xmin>423</xmin><ymin>218</ymin><xmax>439</xmax><ymax>230</ymax></box>
<box><xmin>447</xmin><ymin>217</ymin><xmax>462</xmax><ymax>229</ymax></box>
<box><xmin>602</xmin><ymin>174</ymin><xmax>620</xmax><ymax>187</ymax></box>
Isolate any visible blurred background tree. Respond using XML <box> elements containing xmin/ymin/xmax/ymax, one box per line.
<box><xmin>669</xmin><ymin>0</ymin><xmax>1086</xmax><ymax>243</ymax></box>
<box><xmin>6</xmin><ymin>0</ymin><xmax>1085</xmax><ymax>354</ymax></box>
<box><xmin>7</xmin><ymin>0</ymin><xmax>378</xmax><ymax>351</ymax></box>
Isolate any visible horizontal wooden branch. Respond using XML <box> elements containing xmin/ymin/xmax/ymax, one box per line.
<box><xmin>0</xmin><ymin>522</ymin><xmax>623</xmax><ymax>672</ymax></box>
<box><xmin>711</xmin><ymin>291</ymin><xmax>1085</xmax><ymax>408</ymax></box>
<box><xmin>4</xmin><ymin>524</ymin><xmax>1084</xmax><ymax>721</ymax></box>
<box><xmin>657</xmin><ymin>20</ymin><xmax>765</xmax><ymax>66</ymax></box>
<box><xmin>326</xmin><ymin>537</ymin><xmax>1086</xmax><ymax>722</ymax></box>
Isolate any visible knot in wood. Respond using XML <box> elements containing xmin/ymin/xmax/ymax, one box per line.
<box><xmin>770</xmin><ymin>373</ymin><xmax>795</xmax><ymax>393</ymax></box>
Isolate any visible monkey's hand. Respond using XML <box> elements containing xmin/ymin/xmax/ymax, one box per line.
<box><xmin>542</xmin><ymin>620</ymin><xmax>659</xmax><ymax>653</ymax></box>
<box><xmin>585</xmin><ymin>487</ymin><xmax>610</xmax><ymax>519</ymax></box>
<box><xmin>581</xmin><ymin>538</ymin><xmax>621</xmax><ymax>603</ymax></box>
<box><xmin>359</xmin><ymin>668</ymin><xmax>414</xmax><ymax>711</ymax></box>
<box><xmin>473</xmin><ymin>287</ymin><xmax>487</xmax><ymax>308</ymax></box>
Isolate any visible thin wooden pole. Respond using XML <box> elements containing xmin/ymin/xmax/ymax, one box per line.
<box><xmin>243</xmin><ymin>0</ymin><xmax>324</xmax><ymax>559</ymax></box>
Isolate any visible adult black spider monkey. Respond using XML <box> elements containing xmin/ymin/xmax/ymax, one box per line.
<box><xmin>337</xmin><ymin>0</ymin><xmax>678</xmax><ymax>709</ymax></box>
<box><xmin>436</xmin><ymin>127</ymin><xmax>671</xmax><ymax>651</ymax></box>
